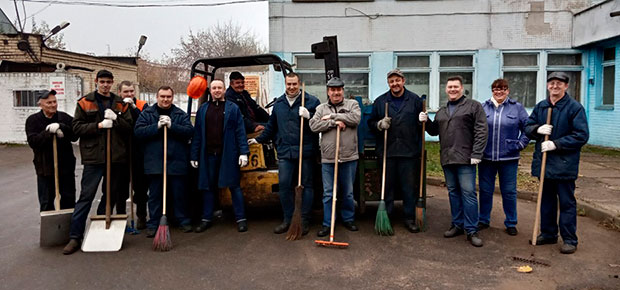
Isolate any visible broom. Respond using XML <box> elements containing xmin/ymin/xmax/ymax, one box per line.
<box><xmin>531</xmin><ymin>107</ymin><xmax>553</xmax><ymax>245</ymax></box>
<box><xmin>126</xmin><ymin>137</ymin><xmax>139</xmax><ymax>235</ymax></box>
<box><xmin>286</xmin><ymin>83</ymin><xmax>307</xmax><ymax>240</ymax></box>
<box><xmin>375</xmin><ymin>102</ymin><xmax>393</xmax><ymax>236</ymax></box>
<box><xmin>415</xmin><ymin>96</ymin><xmax>427</xmax><ymax>230</ymax></box>
<box><xmin>153</xmin><ymin>125</ymin><xmax>172</xmax><ymax>251</ymax></box>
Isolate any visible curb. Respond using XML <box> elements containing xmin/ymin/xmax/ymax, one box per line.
<box><xmin>427</xmin><ymin>177</ymin><xmax>620</xmax><ymax>228</ymax></box>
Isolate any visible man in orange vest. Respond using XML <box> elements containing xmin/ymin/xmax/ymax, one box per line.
<box><xmin>119</xmin><ymin>81</ymin><xmax>149</xmax><ymax>229</ymax></box>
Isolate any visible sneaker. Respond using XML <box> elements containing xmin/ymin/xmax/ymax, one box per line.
<box><xmin>180</xmin><ymin>224</ymin><xmax>193</xmax><ymax>233</ymax></box>
<box><xmin>146</xmin><ymin>228</ymin><xmax>156</xmax><ymax>238</ymax></box>
<box><xmin>62</xmin><ymin>239</ymin><xmax>81</xmax><ymax>255</ymax></box>
<box><xmin>467</xmin><ymin>232</ymin><xmax>483</xmax><ymax>247</ymax></box>
<box><xmin>531</xmin><ymin>235</ymin><xmax>558</xmax><ymax>245</ymax></box>
<box><xmin>237</xmin><ymin>220</ymin><xmax>248</xmax><ymax>232</ymax></box>
<box><xmin>136</xmin><ymin>217</ymin><xmax>147</xmax><ymax>230</ymax></box>
<box><xmin>317</xmin><ymin>226</ymin><xmax>330</xmax><ymax>237</ymax></box>
<box><xmin>405</xmin><ymin>220</ymin><xmax>420</xmax><ymax>233</ymax></box>
<box><xmin>444</xmin><ymin>226</ymin><xmax>464</xmax><ymax>238</ymax></box>
<box><xmin>478</xmin><ymin>222</ymin><xmax>490</xmax><ymax>231</ymax></box>
<box><xmin>560</xmin><ymin>243</ymin><xmax>577</xmax><ymax>254</ymax></box>
<box><xmin>273</xmin><ymin>222</ymin><xmax>290</xmax><ymax>234</ymax></box>
<box><xmin>194</xmin><ymin>220</ymin><xmax>212</xmax><ymax>233</ymax></box>
<box><xmin>343</xmin><ymin>221</ymin><xmax>359</xmax><ymax>231</ymax></box>
<box><xmin>505</xmin><ymin>227</ymin><xmax>518</xmax><ymax>236</ymax></box>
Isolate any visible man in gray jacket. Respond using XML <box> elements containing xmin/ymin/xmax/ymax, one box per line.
<box><xmin>421</xmin><ymin>75</ymin><xmax>487</xmax><ymax>247</ymax></box>
<box><xmin>309</xmin><ymin>77</ymin><xmax>361</xmax><ymax>237</ymax></box>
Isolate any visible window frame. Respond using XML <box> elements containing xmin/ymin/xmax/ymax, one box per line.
<box><xmin>13</xmin><ymin>89</ymin><xmax>47</xmax><ymax>108</ymax></box>
<box><xmin>600</xmin><ymin>47</ymin><xmax>616</xmax><ymax>108</ymax></box>
<box><xmin>438</xmin><ymin>51</ymin><xmax>476</xmax><ymax>110</ymax></box>
<box><xmin>501</xmin><ymin>51</ymin><xmax>541</xmax><ymax>108</ymax></box>
<box><xmin>546</xmin><ymin>50</ymin><xmax>585</xmax><ymax>104</ymax></box>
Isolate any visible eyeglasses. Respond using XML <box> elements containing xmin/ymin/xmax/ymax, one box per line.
<box><xmin>492</xmin><ymin>88</ymin><xmax>508</xmax><ymax>92</ymax></box>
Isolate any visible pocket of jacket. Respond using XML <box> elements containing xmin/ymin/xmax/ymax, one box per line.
<box><xmin>505</xmin><ymin>139</ymin><xmax>521</xmax><ymax>154</ymax></box>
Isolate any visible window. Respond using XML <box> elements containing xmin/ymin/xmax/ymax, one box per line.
<box><xmin>547</xmin><ymin>52</ymin><xmax>583</xmax><ymax>102</ymax></box>
<box><xmin>397</xmin><ymin>55</ymin><xmax>430</xmax><ymax>98</ymax></box>
<box><xmin>602</xmin><ymin>47</ymin><xmax>616</xmax><ymax>106</ymax></box>
<box><xmin>295</xmin><ymin>55</ymin><xmax>370</xmax><ymax>103</ymax></box>
<box><xmin>502</xmin><ymin>53</ymin><xmax>539</xmax><ymax>107</ymax></box>
<box><xmin>439</xmin><ymin>54</ymin><xmax>474</xmax><ymax>105</ymax></box>
<box><xmin>13</xmin><ymin>90</ymin><xmax>46</xmax><ymax>107</ymax></box>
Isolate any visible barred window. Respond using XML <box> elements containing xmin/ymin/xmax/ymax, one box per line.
<box><xmin>14</xmin><ymin>90</ymin><xmax>46</xmax><ymax>107</ymax></box>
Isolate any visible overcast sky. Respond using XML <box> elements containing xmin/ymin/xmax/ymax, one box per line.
<box><xmin>0</xmin><ymin>0</ymin><xmax>268</xmax><ymax>61</ymax></box>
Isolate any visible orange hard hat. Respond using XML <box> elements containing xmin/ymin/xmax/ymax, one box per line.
<box><xmin>187</xmin><ymin>76</ymin><xmax>207</xmax><ymax>99</ymax></box>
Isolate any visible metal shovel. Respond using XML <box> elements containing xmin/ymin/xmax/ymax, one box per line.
<box><xmin>40</xmin><ymin>134</ymin><xmax>74</xmax><ymax>247</ymax></box>
<box><xmin>81</xmin><ymin>129</ymin><xmax>127</xmax><ymax>252</ymax></box>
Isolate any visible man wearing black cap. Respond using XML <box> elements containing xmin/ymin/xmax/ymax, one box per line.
<box><xmin>25</xmin><ymin>90</ymin><xmax>77</xmax><ymax>212</ymax></box>
<box><xmin>368</xmin><ymin>69</ymin><xmax>424</xmax><ymax>233</ymax></box>
<box><xmin>309</xmin><ymin>77</ymin><xmax>361</xmax><ymax>237</ymax></box>
<box><xmin>63</xmin><ymin>70</ymin><xmax>133</xmax><ymax>255</ymax></box>
<box><xmin>225</xmin><ymin>71</ymin><xmax>269</xmax><ymax>133</ymax></box>
<box><xmin>525</xmin><ymin>72</ymin><xmax>589</xmax><ymax>254</ymax></box>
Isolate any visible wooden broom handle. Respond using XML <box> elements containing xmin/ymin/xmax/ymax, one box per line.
<box><xmin>532</xmin><ymin>107</ymin><xmax>553</xmax><ymax>245</ymax></box>
<box><xmin>163</xmin><ymin>125</ymin><xmax>168</xmax><ymax>215</ymax></box>
<box><xmin>106</xmin><ymin>129</ymin><xmax>111</xmax><ymax>229</ymax></box>
<box><xmin>297</xmin><ymin>83</ymin><xmax>306</xmax><ymax>186</ymax></box>
<box><xmin>380</xmin><ymin>103</ymin><xmax>388</xmax><ymax>200</ymax></box>
<box><xmin>52</xmin><ymin>134</ymin><xmax>61</xmax><ymax>211</ymax></box>
<box><xmin>329</xmin><ymin>127</ymin><xmax>341</xmax><ymax>242</ymax></box>
<box><xmin>419</xmin><ymin>99</ymin><xmax>426</xmax><ymax>199</ymax></box>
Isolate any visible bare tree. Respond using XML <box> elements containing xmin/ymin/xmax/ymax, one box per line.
<box><xmin>31</xmin><ymin>19</ymin><xmax>66</xmax><ymax>50</ymax></box>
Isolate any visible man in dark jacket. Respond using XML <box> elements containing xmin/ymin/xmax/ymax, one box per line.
<box><xmin>63</xmin><ymin>70</ymin><xmax>133</xmax><ymax>255</ymax></box>
<box><xmin>248</xmin><ymin>72</ymin><xmax>320</xmax><ymax>235</ymax></box>
<box><xmin>225</xmin><ymin>71</ymin><xmax>269</xmax><ymax>133</ymax></box>
<box><xmin>135</xmin><ymin>86</ymin><xmax>194</xmax><ymax>237</ymax></box>
<box><xmin>26</xmin><ymin>90</ymin><xmax>77</xmax><ymax>212</ymax></box>
<box><xmin>422</xmin><ymin>75</ymin><xmax>487</xmax><ymax>247</ymax></box>
<box><xmin>368</xmin><ymin>69</ymin><xmax>424</xmax><ymax>233</ymax></box>
<box><xmin>525</xmin><ymin>72</ymin><xmax>589</xmax><ymax>254</ymax></box>
<box><xmin>119</xmin><ymin>80</ymin><xmax>149</xmax><ymax>229</ymax></box>
<box><xmin>191</xmin><ymin>79</ymin><xmax>250</xmax><ymax>233</ymax></box>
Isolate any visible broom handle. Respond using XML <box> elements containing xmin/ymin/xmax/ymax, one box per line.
<box><xmin>419</xmin><ymin>99</ymin><xmax>426</xmax><ymax>199</ymax></box>
<box><xmin>532</xmin><ymin>107</ymin><xmax>553</xmax><ymax>245</ymax></box>
<box><xmin>163</xmin><ymin>125</ymin><xmax>168</xmax><ymax>215</ymax></box>
<box><xmin>52</xmin><ymin>134</ymin><xmax>61</xmax><ymax>211</ymax></box>
<box><xmin>329</xmin><ymin>127</ymin><xmax>341</xmax><ymax>243</ymax></box>
<box><xmin>129</xmin><ymin>136</ymin><xmax>134</xmax><ymax>223</ymax></box>
<box><xmin>106</xmin><ymin>129</ymin><xmax>111</xmax><ymax>229</ymax></box>
<box><xmin>297</xmin><ymin>84</ymin><xmax>306</xmax><ymax>186</ymax></box>
<box><xmin>380</xmin><ymin>103</ymin><xmax>388</xmax><ymax>201</ymax></box>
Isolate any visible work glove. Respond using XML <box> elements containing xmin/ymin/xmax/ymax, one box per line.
<box><xmin>45</xmin><ymin>123</ymin><xmax>60</xmax><ymax>134</ymax></box>
<box><xmin>104</xmin><ymin>109</ymin><xmax>117</xmax><ymax>121</ymax></box>
<box><xmin>239</xmin><ymin>155</ymin><xmax>248</xmax><ymax>167</ymax></box>
<box><xmin>248</xmin><ymin>138</ymin><xmax>258</xmax><ymax>145</ymax></box>
<box><xmin>299</xmin><ymin>107</ymin><xmax>310</xmax><ymax>119</ymax></box>
<box><xmin>56</xmin><ymin>129</ymin><xmax>64</xmax><ymax>139</ymax></box>
<box><xmin>377</xmin><ymin>117</ymin><xmax>391</xmax><ymax>131</ymax></box>
<box><xmin>419</xmin><ymin>112</ymin><xmax>428</xmax><ymax>122</ymax></box>
<box><xmin>541</xmin><ymin>141</ymin><xmax>557</xmax><ymax>152</ymax></box>
<box><xmin>190</xmin><ymin>160</ymin><xmax>198</xmax><ymax>168</ymax></box>
<box><xmin>537</xmin><ymin>124</ymin><xmax>553</xmax><ymax>136</ymax></box>
<box><xmin>470</xmin><ymin>158</ymin><xmax>481</xmax><ymax>165</ymax></box>
<box><xmin>159</xmin><ymin>115</ymin><xmax>171</xmax><ymax>128</ymax></box>
<box><xmin>123</xmin><ymin>98</ymin><xmax>136</xmax><ymax>109</ymax></box>
<box><xmin>100</xmin><ymin>119</ymin><xmax>113</xmax><ymax>129</ymax></box>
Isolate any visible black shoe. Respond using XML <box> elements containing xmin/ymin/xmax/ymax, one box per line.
<box><xmin>530</xmin><ymin>235</ymin><xmax>558</xmax><ymax>245</ymax></box>
<box><xmin>467</xmin><ymin>232</ymin><xmax>484</xmax><ymax>247</ymax></box>
<box><xmin>194</xmin><ymin>220</ymin><xmax>212</xmax><ymax>233</ymax></box>
<box><xmin>317</xmin><ymin>226</ymin><xmax>330</xmax><ymax>237</ymax></box>
<box><xmin>146</xmin><ymin>228</ymin><xmax>156</xmax><ymax>238</ymax></box>
<box><xmin>405</xmin><ymin>220</ymin><xmax>420</xmax><ymax>233</ymax></box>
<box><xmin>560</xmin><ymin>243</ymin><xmax>577</xmax><ymax>254</ymax></box>
<box><xmin>505</xmin><ymin>227</ymin><xmax>518</xmax><ymax>236</ymax></box>
<box><xmin>343</xmin><ymin>221</ymin><xmax>359</xmax><ymax>231</ymax></box>
<box><xmin>136</xmin><ymin>217</ymin><xmax>147</xmax><ymax>230</ymax></box>
<box><xmin>302</xmin><ymin>221</ymin><xmax>310</xmax><ymax>236</ymax></box>
<box><xmin>478</xmin><ymin>222</ymin><xmax>490</xmax><ymax>231</ymax></box>
<box><xmin>62</xmin><ymin>239</ymin><xmax>81</xmax><ymax>255</ymax></box>
<box><xmin>444</xmin><ymin>226</ymin><xmax>464</xmax><ymax>238</ymax></box>
<box><xmin>180</xmin><ymin>224</ymin><xmax>193</xmax><ymax>233</ymax></box>
<box><xmin>273</xmin><ymin>222</ymin><xmax>290</xmax><ymax>234</ymax></box>
<box><xmin>237</xmin><ymin>220</ymin><xmax>248</xmax><ymax>232</ymax></box>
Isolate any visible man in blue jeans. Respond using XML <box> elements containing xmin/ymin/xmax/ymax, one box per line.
<box><xmin>248</xmin><ymin>72</ymin><xmax>320</xmax><ymax>235</ymax></box>
<box><xmin>422</xmin><ymin>75</ymin><xmax>487</xmax><ymax>247</ymax></box>
<box><xmin>191</xmin><ymin>79</ymin><xmax>250</xmax><ymax>233</ymax></box>
<box><xmin>309</xmin><ymin>77</ymin><xmax>361</xmax><ymax>237</ymax></box>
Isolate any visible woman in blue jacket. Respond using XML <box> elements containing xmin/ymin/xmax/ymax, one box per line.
<box><xmin>478</xmin><ymin>79</ymin><xmax>529</xmax><ymax>236</ymax></box>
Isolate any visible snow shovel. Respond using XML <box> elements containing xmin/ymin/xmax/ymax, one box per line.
<box><xmin>531</xmin><ymin>107</ymin><xmax>552</xmax><ymax>245</ymax></box>
<box><xmin>82</xmin><ymin>129</ymin><xmax>127</xmax><ymax>252</ymax></box>
<box><xmin>40</xmin><ymin>134</ymin><xmax>74</xmax><ymax>247</ymax></box>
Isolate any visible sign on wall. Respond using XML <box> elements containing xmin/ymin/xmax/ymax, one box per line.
<box><xmin>244</xmin><ymin>75</ymin><xmax>261</xmax><ymax>98</ymax></box>
<box><xmin>49</xmin><ymin>77</ymin><xmax>66</xmax><ymax>99</ymax></box>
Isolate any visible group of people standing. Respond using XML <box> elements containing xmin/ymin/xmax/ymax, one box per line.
<box><xmin>26</xmin><ymin>66</ymin><xmax>588</xmax><ymax>256</ymax></box>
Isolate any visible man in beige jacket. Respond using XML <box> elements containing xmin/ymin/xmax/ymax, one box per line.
<box><xmin>309</xmin><ymin>77</ymin><xmax>361</xmax><ymax>237</ymax></box>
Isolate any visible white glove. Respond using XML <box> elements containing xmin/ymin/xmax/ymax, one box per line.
<box><xmin>239</xmin><ymin>155</ymin><xmax>248</xmax><ymax>167</ymax></box>
<box><xmin>190</xmin><ymin>160</ymin><xmax>198</xmax><ymax>168</ymax></box>
<box><xmin>123</xmin><ymin>98</ymin><xmax>136</xmax><ymax>108</ymax></box>
<box><xmin>56</xmin><ymin>129</ymin><xmax>64</xmax><ymax>139</ymax></box>
<box><xmin>299</xmin><ymin>107</ymin><xmax>310</xmax><ymax>119</ymax></box>
<box><xmin>541</xmin><ymin>141</ymin><xmax>557</xmax><ymax>152</ymax></box>
<box><xmin>159</xmin><ymin>115</ymin><xmax>171</xmax><ymax>128</ymax></box>
<box><xmin>377</xmin><ymin>117</ymin><xmax>391</xmax><ymax>131</ymax></box>
<box><xmin>104</xmin><ymin>109</ymin><xmax>117</xmax><ymax>121</ymax></box>
<box><xmin>157</xmin><ymin>119</ymin><xmax>166</xmax><ymax>129</ymax></box>
<box><xmin>419</xmin><ymin>112</ymin><xmax>428</xmax><ymax>122</ymax></box>
<box><xmin>100</xmin><ymin>119</ymin><xmax>113</xmax><ymax>129</ymax></box>
<box><xmin>470</xmin><ymin>158</ymin><xmax>481</xmax><ymax>165</ymax></box>
<box><xmin>45</xmin><ymin>123</ymin><xmax>60</xmax><ymax>133</ymax></box>
<box><xmin>248</xmin><ymin>138</ymin><xmax>258</xmax><ymax>145</ymax></box>
<box><xmin>537</xmin><ymin>124</ymin><xmax>553</xmax><ymax>136</ymax></box>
